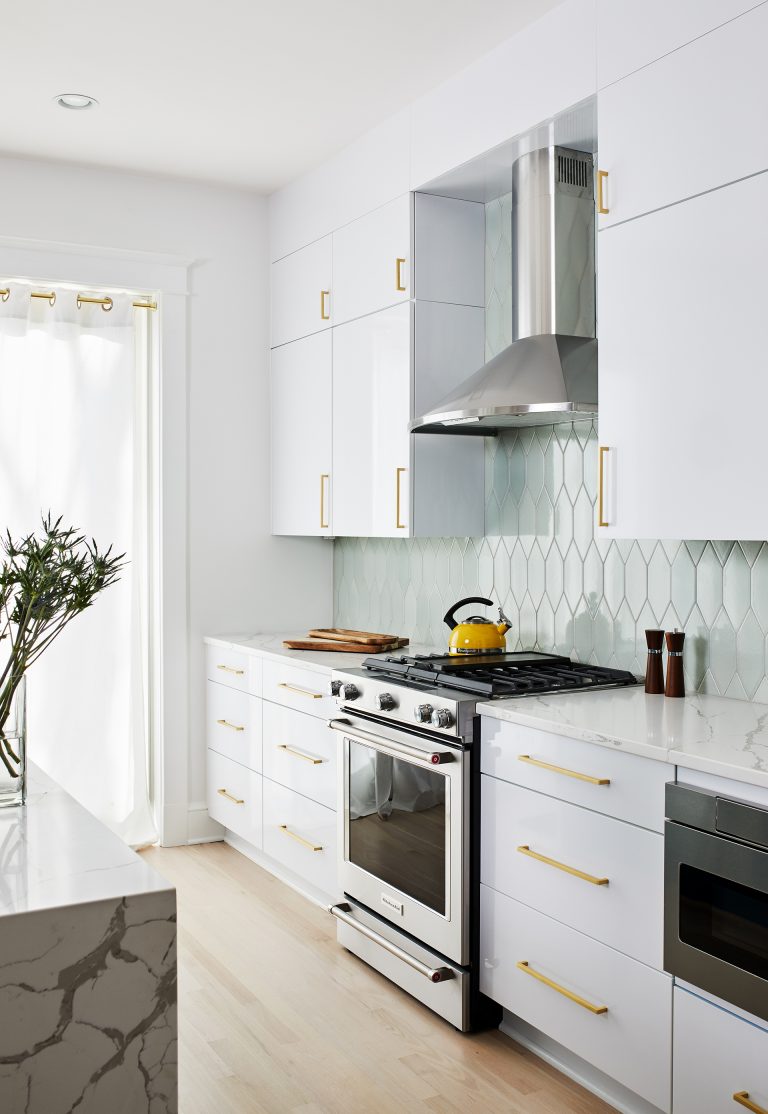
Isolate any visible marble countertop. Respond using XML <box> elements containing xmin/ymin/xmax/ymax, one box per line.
<box><xmin>478</xmin><ymin>686</ymin><xmax>768</xmax><ymax>790</ymax></box>
<box><xmin>0</xmin><ymin>765</ymin><xmax>173</xmax><ymax>918</ymax></box>
<box><xmin>205</xmin><ymin>631</ymin><xmax>439</xmax><ymax>674</ymax></box>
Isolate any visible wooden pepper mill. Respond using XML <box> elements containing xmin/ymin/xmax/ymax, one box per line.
<box><xmin>644</xmin><ymin>630</ymin><xmax>665</xmax><ymax>694</ymax></box>
<box><xmin>665</xmin><ymin>629</ymin><xmax>686</xmax><ymax>698</ymax></box>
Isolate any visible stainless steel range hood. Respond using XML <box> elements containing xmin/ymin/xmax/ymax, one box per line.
<box><xmin>411</xmin><ymin>146</ymin><xmax>597</xmax><ymax>436</ymax></box>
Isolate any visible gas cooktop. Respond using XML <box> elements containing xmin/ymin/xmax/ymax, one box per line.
<box><xmin>361</xmin><ymin>650</ymin><xmax>638</xmax><ymax>700</ymax></box>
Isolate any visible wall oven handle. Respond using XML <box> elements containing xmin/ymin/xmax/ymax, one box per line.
<box><xmin>327</xmin><ymin>717</ymin><xmax>454</xmax><ymax>765</ymax></box>
<box><xmin>330</xmin><ymin>903</ymin><xmax>455</xmax><ymax>984</ymax></box>
<box><xmin>734</xmin><ymin>1093</ymin><xmax>768</xmax><ymax>1114</ymax></box>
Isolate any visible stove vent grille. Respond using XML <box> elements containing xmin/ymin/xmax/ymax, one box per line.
<box><xmin>557</xmin><ymin>152</ymin><xmax>591</xmax><ymax>190</ymax></box>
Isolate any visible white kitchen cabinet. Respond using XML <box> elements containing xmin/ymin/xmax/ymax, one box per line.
<box><xmin>597</xmin><ymin>4</ymin><xmax>768</xmax><ymax>229</ymax></box>
<box><xmin>206</xmin><ymin>680</ymin><xmax>262</xmax><ymax>772</ymax></box>
<box><xmin>262</xmin><ymin>702</ymin><xmax>336</xmax><ymax>811</ymax></box>
<box><xmin>673</xmin><ymin>986</ymin><xmax>768</xmax><ymax>1114</ymax></box>
<box><xmin>597</xmin><ymin>170</ymin><xmax>768</xmax><ymax>540</ymax></box>
<box><xmin>262</xmin><ymin>778</ymin><xmax>338</xmax><ymax>897</ymax></box>
<box><xmin>262</xmin><ymin>658</ymin><xmax>338</xmax><ymax>719</ymax></box>
<box><xmin>332</xmin><ymin>195</ymin><xmax>411</xmax><ymax>327</ymax></box>
<box><xmin>596</xmin><ymin>0</ymin><xmax>760</xmax><ymax>89</ymax></box>
<box><xmin>271</xmin><ymin>331</ymin><xmax>333</xmax><ymax>537</ymax></box>
<box><xmin>271</xmin><ymin>235</ymin><xmax>332</xmax><ymax>348</ymax></box>
<box><xmin>207</xmin><ymin>749</ymin><xmax>263</xmax><ymax>849</ymax></box>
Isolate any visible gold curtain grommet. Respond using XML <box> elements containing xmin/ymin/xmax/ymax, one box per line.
<box><xmin>0</xmin><ymin>289</ymin><xmax>9</xmax><ymax>302</ymax></box>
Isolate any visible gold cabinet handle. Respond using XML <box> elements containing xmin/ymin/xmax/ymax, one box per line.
<box><xmin>396</xmin><ymin>466</ymin><xmax>406</xmax><ymax>529</ymax></box>
<box><xmin>217</xmin><ymin>664</ymin><xmax>244</xmax><ymax>676</ymax></box>
<box><xmin>734</xmin><ymin>1094</ymin><xmax>768</xmax><ymax>1114</ymax></box>
<box><xmin>597</xmin><ymin>169</ymin><xmax>609</xmax><ymax>214</ymax></box>
<box><xmin>217</xmin><ymin>718</ymin><xmax>245</xmax><ymax>733</ymax></box>
<box><xmin>517</xmin><ymin>845</ymin><xmax>609</xmax><ymax>886</ymax></box>
<box><xmin>517</xmin><ymin>961</ymin><xmax>608</xmax><ymax>1015</ymax></box>
<box><xmin>518</xmin><ymin>755</ymin><xmax>610</xmax><ymax>786</ymax></box>
<box><xmin>217</xmin><ymin>787</ymin><xmax>244</xmax><ymax>805</ymax></box>
<box><xmin>278</xmin><ymin>682</ymin><xmax>323</xmax><ymax>700</ymax></box>
<box><xmin>277</xmin><ymin>743</ymin><xmax>323</xmax><ymax>765</ymax></box>
<box><xmin>320</xmin><ymin>473</ymin><xmax>330</xmax><ymax>529</ymax></box>
<box><xmin>598</xmin><ymin>445</ymin><xmax>609</xmax><ymax>527</ymax></box>
<box><xmin>320</xmin><ymin>290</ymin><xmax>330</xmax><ymax>320</ymax></box>
<box><xmin>395</xmin><ymin>257</ymin><xmax>407</xmax><ymax>292</ymax></box>
<box><xmin>279</xmin><ymin>824</ymin><xmax>323</xmax><ymax>852</ymax></box>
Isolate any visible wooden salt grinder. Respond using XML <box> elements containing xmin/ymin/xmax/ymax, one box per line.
<box><xmin>644</xmin><ymin>630</ymin><xmax>665</xmax><ymax>694</ymax></box>
<box><xmin>665</xmin><ymin>629</ymin><xmax>686</xmax><ymax>698</ymax></box>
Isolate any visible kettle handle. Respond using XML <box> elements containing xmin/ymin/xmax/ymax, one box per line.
<box><xmin>443</xmin><ymin>596</ymin><xmax>494</xmax><ymax>632</ymax></box>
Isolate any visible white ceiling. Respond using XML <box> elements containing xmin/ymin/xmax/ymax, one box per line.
<box><xmin>0</xmin><ymin>0</ymin><xmax>562</xmax><ymax>193</ymax></box>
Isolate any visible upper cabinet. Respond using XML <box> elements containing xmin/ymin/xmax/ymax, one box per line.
<box><xmin>597</xmin><ymin>2</ymin><xmax>768</xmax><ymax>228</ymax></box>
<box><xmin>271</xmin><ymin>235</ymin><xmax>332</xmax><ymax>348</ymax></box>
<box><xmin>332</xmin><ymin>195</ymin><xmax>411</xmax><ymax>326</ymax></box>
<box><xmin>596</xmin><ymin>0</ymin><xmax>760</xmax><ymax>88</ymax></box>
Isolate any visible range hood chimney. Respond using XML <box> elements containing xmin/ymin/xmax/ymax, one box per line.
<box><xmin>411</xmin><ymin>146</ymin><xmax>597</xmax><ymax>435</ymax></box>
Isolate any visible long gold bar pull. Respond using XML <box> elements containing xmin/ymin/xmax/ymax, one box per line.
<box><xmin>597</xmin><ymin>169</ymin><xmax>609</xmax><ymax>214</ymax></box>
<box><xmin>517</xmin><ymin>961</ymin><xmax>608</xmax><ymax>1015</ymax></box>
<box><xmin>518</xmin><ymin>754</ymin><xmax>610</xmax><ymax>786</ymax></box>
<box><xmin>396</xmin><ymin>467</ymin><xmax>406</xmax><ymax>530</ymax></box>
<box><xmin>320</xmin><ymin>290</ymin><xmax>330</xmax><ymax>320</ymax></box>
<box><xmin>279</xmin><ymin>824</ymin><xmax>323</xmax><ymax>852</ymax></box>
<box><xmin>734</xmin><ymin>1093</ymin><xmax>768</xmax><ymax>1114</ymax></box>
<box><xmin>216</xmin><ymin>664</ymin><xmax>245</xmax><ymax>676</ymax></box>
<box><xmin>598</xmin><ymin>446</ymin><xmax>609</xmax><ymax>527</ymax></box>
<box><xmin>278</xmin><ymin>744</ymin><xmax>323</xmax><ymax>765</ymax></box>
<box><xmin>278</xmin><ymin>682</ymin><xmax>323</xmax><ymax>699</ymax></box>
<box><xmin>217</xmin><ymin>788</ymin><xmax>245</xmax><ymax>805</ymax></box>
<box><xmin>517</xmin><ymin>845</ymin><xmax>609</xmax><ymax>886</ymax></box>
<box><xmin>320</xmin><ymin>473</ymin><xmax>330</xmax><ymax>529</ymax></box>
<box><xmin>395</xmin><ymin>257</ymin><xmax>407</xmax><ymax>292</ymax></box>
<box><xmin>217</xmin><ymin>718</ymin><xmax>245</xmax><ymax>732</ymax></box>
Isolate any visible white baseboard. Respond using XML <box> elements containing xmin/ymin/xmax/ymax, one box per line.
<box><xmin>187</xmin><ymin>803</ymin><xmax>224</xmax><ymax>844</ymax></box>
<box><xmin>499</xmin><ymin>1013</ymin><xmax>665</xmax><ymax>1114</ymax></box>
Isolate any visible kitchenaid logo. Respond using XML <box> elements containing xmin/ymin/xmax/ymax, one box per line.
<box><xmin>381</xmin><ymin>893</ymin><xmax>404</xmax><ymax>915</ymax></box>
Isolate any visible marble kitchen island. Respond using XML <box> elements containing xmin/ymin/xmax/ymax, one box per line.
<box><xmin>0</xmin><ymin>766</ymin><xmax>176</xmax><ymax>1113</ymax></box>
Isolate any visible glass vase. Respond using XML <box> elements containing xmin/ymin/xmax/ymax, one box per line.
<box><xmin>0</xmin><ymin>677</ymin><xmax>26</xmax><ymax>808</ymax></box>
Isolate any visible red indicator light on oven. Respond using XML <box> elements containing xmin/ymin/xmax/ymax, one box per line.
<box><xmin>430</xmin><ymin>754</ymin><xmax>441</xmax><ymax>764</ymax></box>
<box><xmin>431</xmin><ymin>971</ymin><xmax>442</xmax><ymax>983</ymax></box>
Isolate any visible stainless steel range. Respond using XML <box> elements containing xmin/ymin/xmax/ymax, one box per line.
<box><xmin>328</xmin><ymin>650</ymin><xmax>637</xmax><ymax>1031</ymax></box>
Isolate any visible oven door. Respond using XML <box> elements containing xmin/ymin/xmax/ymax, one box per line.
<box><xmin>665</xmin><ymin>818</ymin><xmax>768</xmax><ymax>1022</ymax></box>
<box><xmin>330</xmin><ymin>715</ymin><xmax>469</xmax><ymax>966</ymax></box>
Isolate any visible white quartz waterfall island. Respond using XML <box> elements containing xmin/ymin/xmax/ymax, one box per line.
<box><xmin>0</xmin><ymin>767</ymin><xmax>177</xmax><ymax>1113</ymax></box>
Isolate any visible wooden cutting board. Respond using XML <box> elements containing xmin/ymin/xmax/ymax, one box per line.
<box><xmin>283</xmin><ymin>636</ymin><xmax>409</xmax><ymax>653</ymax></box>
<box><xmin>308</xmin><ymin>628</ymin><xmax>402</xmax><ymax>646</ymax></box>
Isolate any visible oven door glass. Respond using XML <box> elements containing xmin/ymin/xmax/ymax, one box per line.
<box><xmin>679</xmin><ymin>863</ymin><xmax>768</xmax><ymax>980</ymax></box>
<box><xmin>348</xmin><ymin>739</ymin><xmax>447</xmax><ymax>915</ymax></box>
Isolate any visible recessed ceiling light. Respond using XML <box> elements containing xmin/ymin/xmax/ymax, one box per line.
<box><xmin>55</xmin><ymin>93</ymin><xmax>99</xmax><ymax>110</ymax></box>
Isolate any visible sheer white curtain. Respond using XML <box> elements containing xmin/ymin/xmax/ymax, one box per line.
<box><xmin>0</xmin><ymin>282</ymin><xmax>156</xmax><ymax>847</ymax></box>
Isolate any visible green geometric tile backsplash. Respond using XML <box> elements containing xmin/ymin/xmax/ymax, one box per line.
<box><xmin>333</xmin><ymin>191</ymin><xmax>768</xmax><ymax>701</ymax></box>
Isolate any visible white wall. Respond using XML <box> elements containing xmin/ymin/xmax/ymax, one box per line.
<box><xmin>0</xmin><ymin>154</ymin><xmax>333</xmax><ymax>839</ymax></box>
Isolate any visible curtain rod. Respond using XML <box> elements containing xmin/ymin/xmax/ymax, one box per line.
<box><xmin>0</xmin><ymin>288</ymin><xmax>157</xmax><ymax>310</ymax></box>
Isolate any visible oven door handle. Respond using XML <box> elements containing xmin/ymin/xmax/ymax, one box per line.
<box><xmin>330</xmin><ymin>903</ymin><xmax>455</xmax><ymax>983</ymax></box>
<box><xmin>327</xmin><ymin>717</ymin><xmax>454</xmax><ymax>765</ymax></box>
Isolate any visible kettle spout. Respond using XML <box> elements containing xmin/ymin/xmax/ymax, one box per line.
<box><xmin>496</xmin><ymin>607</ymin><xmax>512</xmax><ymax>637</ymax></box>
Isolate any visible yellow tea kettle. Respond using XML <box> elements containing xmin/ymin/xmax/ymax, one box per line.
<box><xmin>443</xmin><ymin>596</ymin><xmax>512</xmax><ymax>655</ymax></box>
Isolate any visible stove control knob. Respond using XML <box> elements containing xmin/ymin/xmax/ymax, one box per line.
<box><xmin>431</xmin><ymin>708</ymin><xmax>454</xmax><ymax>729</ymax></box>
<box><xmin>340</xmin><ymin>683</ymin><xmax>359</xmax><ymax>701</ymax></box>
<box><xmin>327</xmin><ymin>680</ymin><xmax>342</xmax><ymax>697</ymax></box>
<box><xmin>414</xmin><ymin>704</ymin><xmax>434</xmax><ymax>723</ymax></box>
<box><xmin>375</xmin><ymin>692</ymin><xmax>397</xmax><ymax>711</ymax></box>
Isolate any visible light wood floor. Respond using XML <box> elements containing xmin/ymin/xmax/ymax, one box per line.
<box><xmin>141</xmin><ymin>842</ymin><xmax>615</xmax><ymax>1114</ymax></box>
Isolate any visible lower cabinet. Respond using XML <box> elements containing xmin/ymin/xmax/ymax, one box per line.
<box><xmin>207</xmin><ymin>749</ymin><xmax>263</xmax><ymax>849</ymax></box>
<box><xmin>480</xmin><ymin>885</ymin><xmax>672</xmax><ymax>1112</ymax></box>
<box><xmin>673</xmin><ymin>987</ymin><xmax>768</xmax><ymax>1114</ymax></box>
<box><xmin>262</xmin><ymin>779</ymin><xmax>337</xmax><ymax>896</ymax></box>
<box><xmin>262</xmin><ymin>702</ymin><xmax>336</xmax><ymax>810</ymax></box>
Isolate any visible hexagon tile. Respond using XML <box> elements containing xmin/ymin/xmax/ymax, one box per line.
<box><xmin>334</xmin><ymin>421</ymin><xmax>768</xmax><ymax>699</ymax></box>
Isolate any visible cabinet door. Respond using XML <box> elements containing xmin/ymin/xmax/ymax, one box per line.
<box><xmin>597</xmin><ymin>0</ymin><xmax>759</xmax><ymax>89</ymax></box>
<box><xmin>271</xmin><ymin>332</ymin><xmax>332</xmax><ymax>536</ymax></box>
<box><xmin>332</xmin><ymin>303</ymin><xmax>411</xmax><ymax>537</ymax></box>
<box><xmin>271</xmin><ymin>236</ymin><xmax>332</xmax><ymax>348</ymax></box>
<box><xmin>597</xmin><ymin>172</ymin><xmax>768</xmax><ymax>540</ymax></box>
<box><xmin>332</xmin><ymin>195</ymin><xmax>410</xmax><ymax>327</ymax></box>
<box><xmin>598</xmin><ymin>4</ymin><xmax>768</xmax><ymax>228</ymax></box>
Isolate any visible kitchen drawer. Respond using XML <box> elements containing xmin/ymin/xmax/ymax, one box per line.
<box><xmin>207</xmin><ymin>749</ymin><xmax>262</xmax><ymax>848</ymax></box>
<box><xmin>481</xmin><ymin>717</ymin><xmax>670</xmax><ymax>832</ymax></box>
<box><xmin>674</xmin><ymin>986</ymin><xmax>768</xmax><ymax>1114</ymax></box>
<box><xmin>205</xmin><ymin>643</ymin><xmax>261</xmax><ymax>696</ymax></box>
<box><xmin>206</xmin><ymin>680</ymin><xmax>262</xmax><ymax>772</ymax></box>
<box><xmin>481</xmin><ymin>777</ymin><xmax>663</xmax><ymax>968</ymax></box>
<box><xmin>480</xmin><ymin>886</ymin><xmax>672</xmax><ymax>1112</ymax></box>
<box><xmin>262</xmin><ymin>778</ymin><xmax>337</xmax><ymax>897</ymax></box>
<box><xmin>262</xmin><ymin>702</ymin><xmax>336</xmax><ymax>810</ymax></box>
<box><xmin>262</xmin><ymin>659</ymin><xmax>335</xmax><ymax>719</ymax></box>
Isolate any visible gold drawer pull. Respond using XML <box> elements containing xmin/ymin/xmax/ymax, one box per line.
<box><xmin>517</xmin><ymin>961</ymin><xmax>608</xmax><ymax>1015</ymax></box>
<box><xmin>517</xmin><ymin>845</ymin><xmax>609</xmax><ymax>886</ymax></box>
<box><xmin>217</xmin><ymin>787</ymin><xmax>244</xmax><ymax>805</ymax></box>
<box><xmin>518</xmin><ymin>754</ymin><xmax>610</xmax><ymax>786</ymax></box>
<box><xmin>598</xmin><ymin>445</ymin><xmax>609</xmax><ymax>527</ymax></box>
<box><xmin>217</xmin><ymin>718</ymin><xmax>245</xmax><ymax>732</ymax></box>
<box><xmin>395</xmin><ymin>257</ymin><xmax>407</xmax><ymax>292</ymax></box>
<box><xmin>320</xmin><ymin>290</ymin><xmax>330</xmax><ymax>320</ymax></box>
<box><xmin>734</xmin><ymin>1093</ymin><xmax>768</xmax><ymax>1114</ymax></box>
<box><xmin>278</xmin><ymin>744</ymin><xmax>323</xmax><ymax>765</ymax></box>
<box><xmin>278</xmin><ymin>682</ymin><xmax>323</xmax><ymax>700</ymax></box>
<box><xmin>597</xmin><ymin>169</ymin><xmax>609</xmax><ymax>214</ymax></box>
<box><xmin>396</xmin><ymin>466</ymin><xmax>406</xmax><ymax>529</ymax></box>
<box><xmin>279</xmin><ymin>824</ymin><xmax>323</xmax><ymax>852</ymax></box>
<box><xmin>320</xmin><ymin>472</ymin><xmax>330</xmax><ymax>529</ymax></box>
<box><xmin>217</xmin><ymin>664</ymin><xmax>245</xmax><ymax>676</ymax></box>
